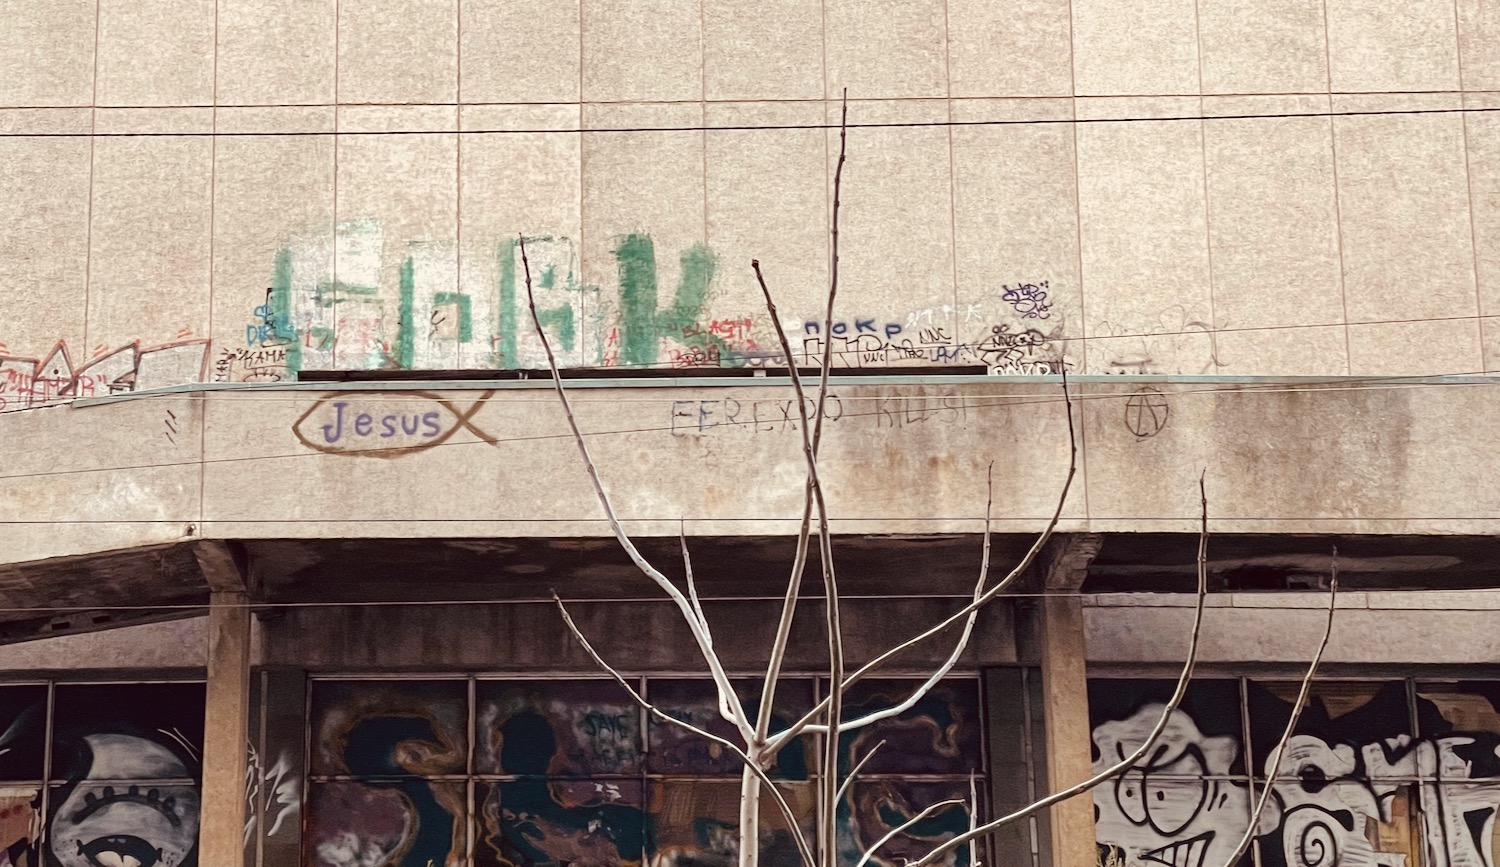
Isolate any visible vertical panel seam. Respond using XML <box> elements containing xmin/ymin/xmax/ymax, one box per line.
<box><xmin>1321</xmin><ymin>0</ymin><xmax>1353</xmax><ymax>374</ymax></box>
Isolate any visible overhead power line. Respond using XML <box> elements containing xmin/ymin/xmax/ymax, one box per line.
<box><xmin>0</xmin><ymin>589</ymin><xmax>1485</xmax><ymax>618</ymax></box>
<box><xmin>1</xmin><ymin>307</ymin><xmax>1496</xmax><ymax>415</ymax></box>
<box><xmin>3</xmin><ymin>103</ymin><xmax>1499</xmax><ymax>138</ymax></box>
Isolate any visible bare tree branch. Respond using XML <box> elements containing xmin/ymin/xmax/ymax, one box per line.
<box><xmin>815</xmin><ymin>89</ymin><xmax>851</xmax><ymax>867</ymax></box>
<box><xmin>520</xmin><ymin>235</ymin><xmax>755</xmax><ymax>742</ymax></box>
<box><xmin>856</xmin><ymin>800</ymin><xmax>966</xmax><ymax>867</ymax></box>
<box><xmin>550</xmin><ymin>593</ymin><xmax>817</xmax><ymax>867</ymax></box>
<box><xmin>750</xmin><ymin>260</ymin><xmax>818</xmax><ymax>749</ymax></box>
<box><xmin>680</xmin><ymin>521</ymin><xmax>712</xmax><ymax>641</ymax></box>
<box><xmin>908</xmin><ymin>472</ymin><xmax>1213</xmax><ymax>867</ymax></box>
<box><xmin>767</xmin><ymin>368</ymin><xmax>1079</xmax><ymax>752</ymax></box>
<box><xmin>967</xmin><ymin>773</ymin><xmax>980</xmax><ymax>867</ymax></box>
<box><xmin>1212</xmin><ymin>547</ymin><xmax>1340</xmax><ymax>867</ymax></box>
<box><xmin>834</xmin><ymin>739</ymin><xmax>887</xmax><ymax>805</ymax></box>
<box><xmin>679</xmin><ymin>524</ymin><xmax>746</xmax><ymax>726</ymax></box>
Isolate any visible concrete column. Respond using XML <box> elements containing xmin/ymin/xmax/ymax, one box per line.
<box><xmin>200</xmin><ymin>589</ymin><xmax>251</xmax><ymax>866</ymax></box>
<box><xmin>1039</xmin><ymin>594</ymin><xmax>1094</xmax><ymax>866</ymax></box>
<box><xmin>1036</xmin><ymin>534</ymin><xmax>1101</xmax><ymax>867</ymax></box>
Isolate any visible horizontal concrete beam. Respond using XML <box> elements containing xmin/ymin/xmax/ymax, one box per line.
<box><xmin>1</xmin><ymin>376</ymin><xmax>1496</xmax><ymax>564</ymax></box>
<box><xmin>1084</xmin><ymin>590</ymin><xmax>1500</xmax><ymax>666</ymax></box>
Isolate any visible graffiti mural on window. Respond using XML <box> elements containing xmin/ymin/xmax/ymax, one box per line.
<box><xmin>1092</xmin><ymin>677</ymin><xmax>1500</xmax><ymax>867</ymax></box>
<box><xmin>0</xmin><ymin>682</ymin><xmax>205</xmax><ymax>867</ymax></box>
<box><xmin>306</xmin><ymin>676</ymin><xmax>985</xmax><ymax>867</ymax></box>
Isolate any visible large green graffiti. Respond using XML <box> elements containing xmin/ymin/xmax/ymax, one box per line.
<box><xmin>261</xmin><ymin>227</ymin><xmax>730</xmax><ymax>377</ymax></box>
<box><xmin>615</xmin><ymin>235</ymin><xmax>720</xmax><ymax>368</ymax></box>
<box><xmin>496</xmin><ymin>237</ymin><xmax>577</xmax><ymax>368</ymax></box>
<box><xmin>269</xmin><ymin>247</ymin><xmax>301</xmax><ymax>377</ymax></box>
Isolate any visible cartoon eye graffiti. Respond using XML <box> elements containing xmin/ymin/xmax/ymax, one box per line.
<box><xmin>75</xmin><ymin>833</ymin><xmax>166</xmax><ymax>867</ymax></box>
<box><xmin>50</xmin><ymin>735</ymin><xmax>200</xmax><ymax>867</ymax></box>
<box><xmin>1113</xmin><ymin>750</ymin><xmax>1212</xmax><ymax>838</ymax></box>
<box><xmin>1116</xmin><ymin>769</ymin><xmax>1150</xmax><ymax>827</ymax></box>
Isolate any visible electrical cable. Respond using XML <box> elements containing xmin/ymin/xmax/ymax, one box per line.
<box><xmin>4</xmin><ymin>102</ymin><xmax>1500</xmax><ymax>138</ymax></box>
<box><xmin>2</xmin><ymin>303</ymin><xmax>1488</xmax><ymax>399</ymax></box>
<box><xmin>0</xmin><ymin>588</ymin><xmax>1493</xmax><ymax>616</ymax></box>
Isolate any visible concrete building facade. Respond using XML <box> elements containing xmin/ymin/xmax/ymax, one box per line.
<box><xmin>3</xmin><ymin>0</ymin><xmax>1500</xmax><ymax>865</ymax></box>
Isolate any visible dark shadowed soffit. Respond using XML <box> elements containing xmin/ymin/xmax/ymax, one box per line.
<box><xmin>3</xmin><ymin>533</ymin><xmax>1500</xmax><ymax>644</ymax></box>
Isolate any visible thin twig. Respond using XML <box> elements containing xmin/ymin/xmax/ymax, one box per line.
<box><xmin>520</xmin><ymin>235</ymin><xmax>755</xmax><ymax>742</ymax></box>
<box><xmin>967</xmin><ymin>773</ymin><xmax>980</xmax><ymax>867</ymax></box>
<box><xmin>909</xmin><ymin>471</ymin><xmax>1212</xmax><ymax>867</ymax></box>
<box><xmin>768</xmin><ymin>367</ymin><xmax>1078</xmax><ymax>750</ymax></box>
<box><xmin>812</xmin><ymin>87</ymin><xmax>849</xmax><ymax>448</ymax></box>
<box><xmin>680</xmin><ymin>520</ymin><xmax>711</xmax><ymax>641</ymax></box>
<box><xmin>751</xmin><ymin>258</ymin><xmax>820</xmax><ymax>745</ymax></box>
<box><xmin>680</xmin><ymin>522</ymin><xmax>742</xmax><ymax>724</ymax></box>
<box><xmin>815</xmin><ymin>89</ymin><xmax>851</xmax><ymax>867</ymax></box>
<box><xmin>856</xmin><ymin>800</ymin><xmax>966</xmax><ymax>867</ymax></box>
<box><xmin>1212</xmin><ymin>548</ymin><xmax>1339</xmax><ymax>867</ymax></box>
<box><xmin>835</xmin><ymin>739</ymin><xmax>887</xmax><ymax>804</ymax></box>
<box><xmin>551</xmin><ymin>593</ymin><xmax>817</xmax><ymax>867</ymax></box>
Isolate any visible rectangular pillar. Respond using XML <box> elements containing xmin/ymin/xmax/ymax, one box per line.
<box><xmin>201</xmin><ymin>590</ymin><xmax>252</xmax><ymax>866</ymax></box>
<box><xmin>1039</xmin><ymin>594</ymin><xmax>1095</xmax><ymax>866</ymax></box>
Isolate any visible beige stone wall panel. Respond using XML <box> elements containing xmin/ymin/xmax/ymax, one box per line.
<box><xmin>338</xmin><ymin>0</ymin><xmax>458</xmax><ymax>104</ymax></box>
<box><xmin>1202</xmin><ymin>95</ymin><xmax>1344</xmax><ymax>377</ymax></box>
<box><xmin>581</xmin><ymin>102</ymin><xmax>706</xmax><ymax>369</ymax></box>
<box><xmin>1197</xmin><ymin>0</ymin><xmax>1329</xmax><ymax>95</ymax></box>
<box><xmin>461</xmin><ymin>0</ymin><xmax>582</xmax><ymax>103</ymax></box>
<box><xmin>211</xmin><ymin>107</ymin><xmax>336</xmax><ymax>384</ymax></box>
<box><xmin>200</xmin><ymin>384</ymin><xmax>592</xmax><ymax>531</ymax></box>
<box><xmin>947</xmin><ymin>0</ymin><xmax>1072</xmax><ymax>97</ymax></box>
<box><xmin>0</xmin><ymin>128</ymin><xmax>92</xmax><ymax>364</ymax></box>
<box><xmin>821</xmin><ymin>99</ymin><xmax>957</xmax><ymax>366</ymax></box>
<box><xmin>96</xmin><ymin>0</ymin><xmax>215</xmax><ymax>106</ymax></box>
<box><xmin>1212</xmin><ymin>323</ymin><xmax>1349</xmax><ymax>376</ymax></box>
<box><xmin>217</xmin><ymin>0</ymin><xmax>337</xmax><ymax>106</ymax></box>
<box><xmin>0</xmin><ymin>395</ymin><xmax>202</xmax><ymax>563</ymax></box>
<box><xmin>1457</xmin><ymin>0</ymin><xmax>1500</xmax><ymax>90</ymax></box>
<box><xmin>88</xmin><ymin>109</ymin><xmax>214</xmax><ymax>350</ymax></box>
<box><xmin>4</xmin><ymin>377</ymin><xmax>1500</xmax><ymax>562</ymax></box>
<box><xmin>950</xmin><ymin>99</ymin><xmax>1081</xmax><ymax>373</ymax></box>
<box><xmin>581</xmin><ymin>0</ymin><xmax>702</xmax><ymax>102</ymax></box>
<box><xmin>333</xmin><ymin>106</ymin><xmax>460</xmax><ymax>370</ymax></box>
<box><xmin>1332</xmin><ymin>93</ymin><xmax>1477</xmax><ymax>373</ymax></box>
<box><xmin>1324</xmin><ymin>0</ymin><xmax>1461</xmax><ymax>92</ymax></box>
<box><xmin>703</xmin><ymin>0</ymin><xmax>825</xmax><ymax>101</ymax></box>
<box><xmin>458</xmin><ymin>104</ymin><xmax>584</xmax><ymax>368</ymax></box>
<box><xmin>0</xmin><ymin>107</ymin><xmax>93</xmax><ymax>135</ymax></box>
<box><xmin>1071</xmin><ymin>0</ymin><xmax>1200</xmax><ymax>96</ymax></box>
<box><xmin>1346</xmin><ymin>317</ymin><xmax>1482</xmax><ymax>374</ymax></box>
<box><xmin>0</xmin><ymin>0</ymin><xmax>97</xmax><ymax>106</ymax></box>
<box><xmin>824</xmin><ymin>0</ymin><xmax>947</xmax><ymax>99</ymax></box>
<box><xmin>703</xmin><ymin>102</ymin><xmax>828</xmax><ymax>363</ymax></box>
<box><xmin>1076</xmin><ymin>97</ymin><xmax>1216</xmax><ymax>375</ymax></box>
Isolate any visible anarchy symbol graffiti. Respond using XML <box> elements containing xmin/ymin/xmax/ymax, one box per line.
<box><xmin>1124</xmin><ymin>388</ymin><xmax>1169</xmax><ymax>438</ymax></box>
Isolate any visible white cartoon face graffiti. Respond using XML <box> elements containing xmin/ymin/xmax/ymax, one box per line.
<box><xmin>1093</xmin><ymin>706</ymin><xmax>1252</xmax><ymax>867</ymax></box>
<box><xmin>50</xmin><ymin>734</ymin><xmax>200</xmax><ymax>867</ymax></box>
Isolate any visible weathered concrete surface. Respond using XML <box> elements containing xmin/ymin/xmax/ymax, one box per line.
<box><xmin>201</xmin><ymin>591</ymin><xmax>251</xmax><ymax>867</ymax></box>
<box><xmin>1040</xmin><ymin>595</ymin><xmax>1096</xmax><ymax>864</ymax></box>
<box><xmin>255</xmin><ymin>596</ymin><xmax>1019</xmax><ymax>672</ymax></box>
<box><xmin>0</xmin><ymin>392</ymin><xmax>203</xmax><ymax>563</ymax></box>
<box><xmin>13</xmin><ymin>588</ymin><xmax>1500</xmax><ymax>675</ymax></box>
<box><xmin>0</xmin><ymin>375</ymin><xmax>1494</xmax><ymax>567</ymax></box>
<box><xmin>1084</xmin><ymin>590</ymin><xmax>1500</xmax><ymax>667</ymax></box>
<box><xmin>0</xmin><ymin>615</ymin><xmax>206</xmax><ymax>671</ymax></box>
